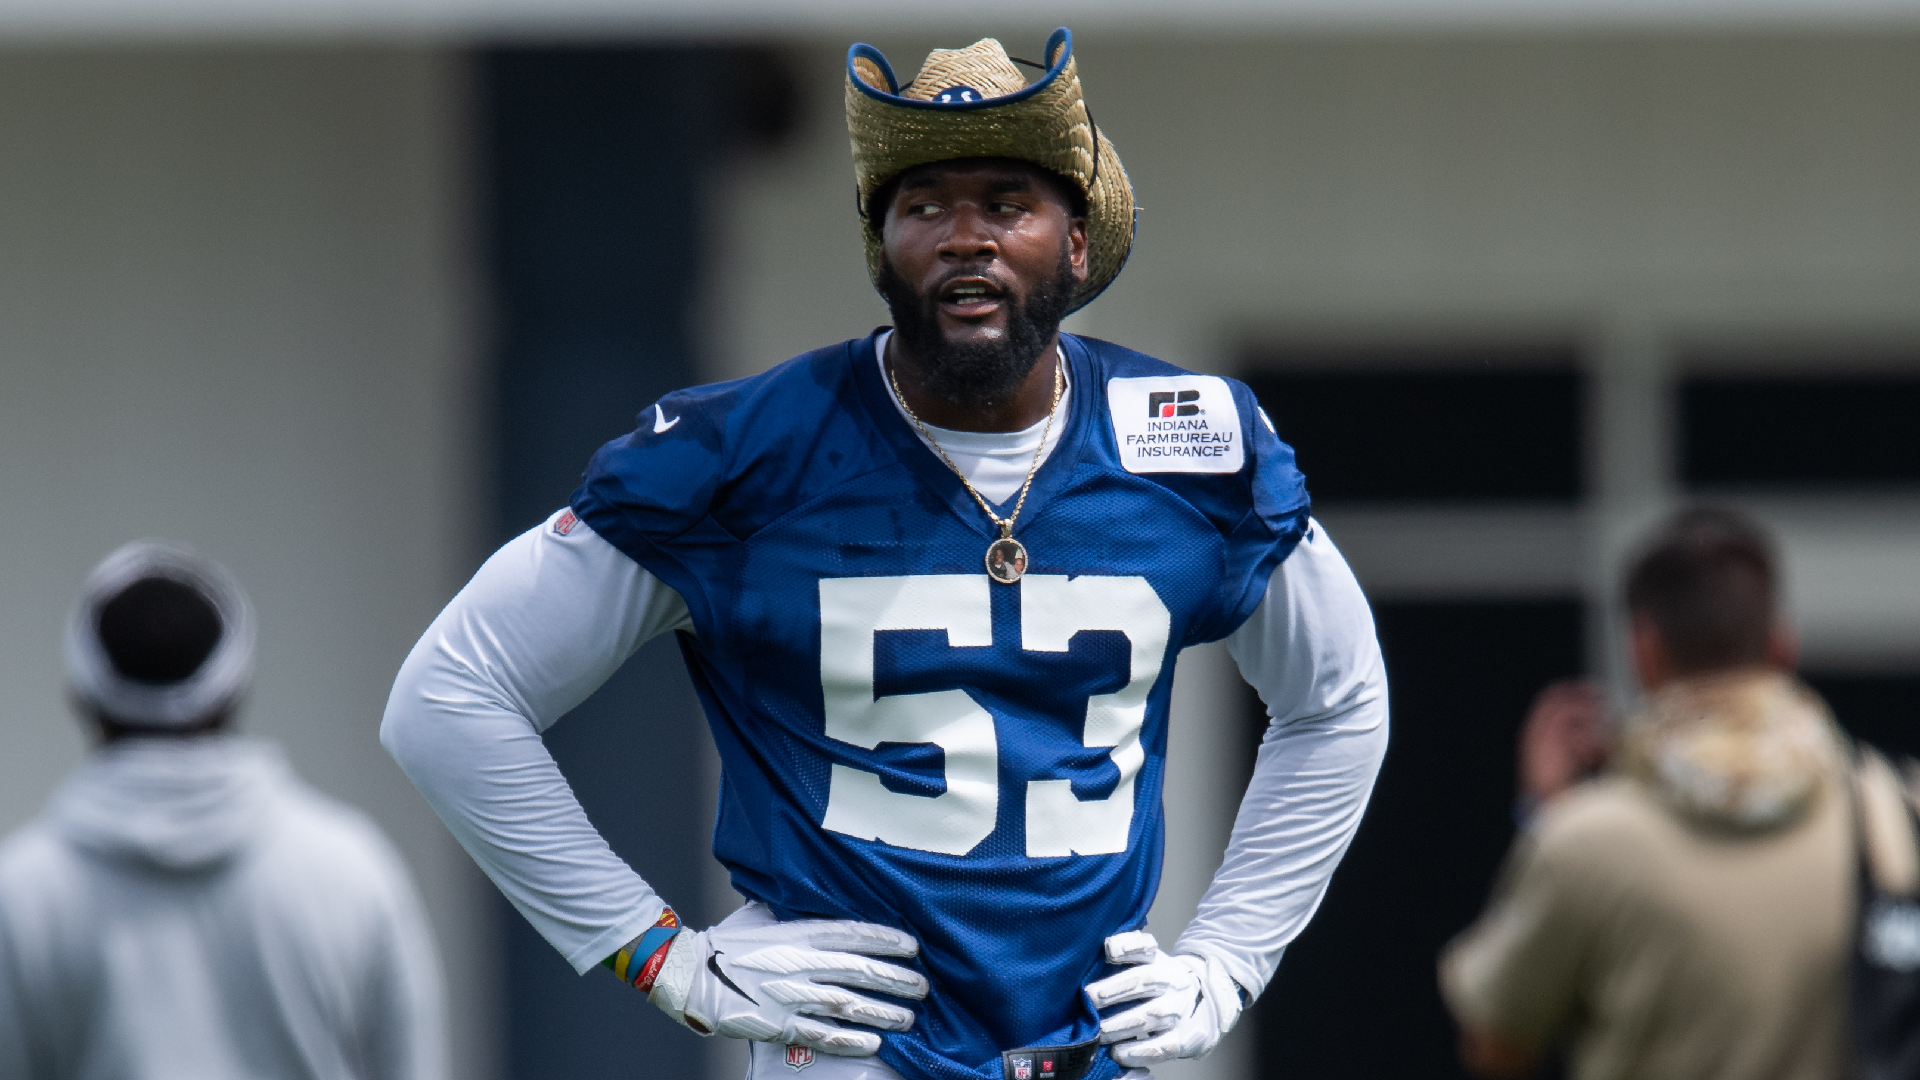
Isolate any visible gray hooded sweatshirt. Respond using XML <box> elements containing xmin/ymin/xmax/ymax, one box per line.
<box><xmin>0</xmin><ymin>738</ymin><xmax>445</xmax><ymax>1080</ymax></box>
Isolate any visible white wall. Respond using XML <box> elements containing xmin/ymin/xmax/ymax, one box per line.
<box><xmin>708</xmin><ymin>30</ymin><xmax>1920</xmax><ymax>373</ymax></box>
<box><xmin>0</xmin><ymin>48</ymin><xmax>493</xmax><ymax>1080</ymax></box>
<box><xmin>704</xmin><ymin>30</ymin><xmax>1920</xmax><ymax>1078</ymax></box>
<box><xmin>6</xmin><ymin>0</ymin><xmax>1920</xmax><ymax>42</ymax></box>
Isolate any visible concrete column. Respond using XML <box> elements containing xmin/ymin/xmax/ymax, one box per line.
<box><xmin>1149</xmin><ymin>639</ymin><xmax>1256</xmax><ymax>1080</ymax></box>
<box><xmin>1586</xmin><ymin>316</ymin><xmax>1677</xmax><ymax>705</ymax></box>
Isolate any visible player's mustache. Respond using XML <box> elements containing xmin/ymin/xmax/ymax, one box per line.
<box><xmin>919</xmin><ymin>266</ymin><xmax>1015</xmax><ymax>306</ymax></box>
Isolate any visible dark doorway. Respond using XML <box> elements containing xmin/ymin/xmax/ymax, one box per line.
<box><xmin>482</xmin><ymin>46</ymin><xmax>720</xmax><ymax>1080</ymax></box>
<box><xmin>1250</xmin><ymin>598</ymin><xmax>1586</xmax><ymax>1080</ymax></box>
<box><xmin>1241</xmin><ymin>355</ymin><xmax>1584</xmax><ymax>503</ymax></box>
<box><xmin>1680</xmin><ymin>373</ymin><xmax>1920</xmax><ymax>492</ymax></box>
<box><xmin>1804</xmin><ymin>672</ymin><xmax>1920</xmax><ymax>761</ymax></box>
<box><xmin>480</xmin><ymin>42</ymin><xmax>810</xmax><ymax>1080</ymax></box>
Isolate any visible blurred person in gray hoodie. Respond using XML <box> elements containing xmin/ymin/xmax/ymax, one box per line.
<box><xmin>0</xmin><ymin>541</ymin><xmax>446</xmax><ymax>1080</ymax></box>
<box><xmin>1441</xmin><ymin>507</ymin><xmax>1918</xmax><ymax>1080</ymax></box>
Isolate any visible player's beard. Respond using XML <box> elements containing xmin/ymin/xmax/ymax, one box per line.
<box><xmin>879</xmin><ymin>246</ymin><xmax>1075</xmax><ymax>409</ymax></box>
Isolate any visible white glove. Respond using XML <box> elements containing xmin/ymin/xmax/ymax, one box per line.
<box><xmin>648</xmin><ymin>902</ymin><xmax>929</xmax><ymax>1056</ymax></box>
<box><xmin>1084</xmin><ymin>931</ymin><xmax>1244</xmax><ymax>1066</ymax></box>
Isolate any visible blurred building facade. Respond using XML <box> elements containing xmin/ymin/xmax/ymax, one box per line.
<box><xmin>1</xmin><ymin>11</ymin><xmax>1916</xmax><ymax>1080</ymax></box>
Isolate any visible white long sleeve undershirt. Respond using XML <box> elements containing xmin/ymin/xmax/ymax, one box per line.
<box><xmin>1180</xmin><ymin>519</ymin><xmax>1388</xmax><ymax>998</ymax></box>
<box><xmin>382</xmin><ymin>504</ymin><xmax>1387</xmax><ymax>994</ymax></box>
<box><xmin>380</xmin><ymin>518</ymin><xmax>691</xmax><ymax>972</ymax></box>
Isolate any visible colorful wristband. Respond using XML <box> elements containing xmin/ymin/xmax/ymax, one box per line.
<box><xmin>604</xmin><ymin>907</ymin><xmax>682</xmax><ymax>994</ymax></box>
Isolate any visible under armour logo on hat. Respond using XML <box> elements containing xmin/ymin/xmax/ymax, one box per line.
<box><xmin>934</xmin><ymin>85</ymin><xmax>982</xmax><ymax>103</ymax></box>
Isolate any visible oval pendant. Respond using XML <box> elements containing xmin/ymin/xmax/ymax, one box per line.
<box><xmin>985</xmin><ymin>537</ymin><xmax>1028</xmax><ymax>585</ymax></box>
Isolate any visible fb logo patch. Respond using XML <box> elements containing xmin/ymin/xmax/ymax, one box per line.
<box><xmin>553</xmin><ymin>509</ymin><xmax>580</xmax><ymax>536</ymax></box>
<box><xmin>1146</xmin><ymin>389</ymin><xmax>1200</xmax><ymax>418</ymax></box>
<box><xmin>784</xmin><ymin>1044</ymin><xmax>814</xmax><ymax>1071</ymax></box>
<box><xmin>1106</xmin><ymin>375</ymin><xmax>1244</xmax><ymax>474</ymax></box>
<box><xmin>1011</xmin><ymin>1056</ymin><xmax>1033</xmax><ymax>1080</ymax></box>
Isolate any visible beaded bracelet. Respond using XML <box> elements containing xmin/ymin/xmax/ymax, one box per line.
<box><xmin>603</xmin><ymin>907</ymin><xmax>682</xmax><ymax>993</ymax></box>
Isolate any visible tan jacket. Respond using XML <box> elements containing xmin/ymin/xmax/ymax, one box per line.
<box><xmin>1441</xmin><ymin>672</ymin><xmax>1917</xmax><ymax>1080</ymax></box>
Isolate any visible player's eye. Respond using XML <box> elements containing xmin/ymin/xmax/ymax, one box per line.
<box><xmin>988</xmin><ymin>201</ymin><xmax>1024</xmax><ymax>215</ymax></box>
<box><xmin>907</xmin><ymin>202</ymin><xmax>942</xmax><ymax>218</ymax></box>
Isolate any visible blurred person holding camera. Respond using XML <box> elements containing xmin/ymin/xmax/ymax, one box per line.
<box><xmin>1441</xmin><ymin>506</ymin><xmax>1920</xmax><ymax>1080</ymax></box>
<box><xmin>0</xmin><ymin>541</ymin><xmax>446</xmax><ymax>1080</ymax></box>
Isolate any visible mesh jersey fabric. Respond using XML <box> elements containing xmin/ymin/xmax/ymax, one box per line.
<box><xmin>570</xmin><ymin>330</ymin><xmax>1310</xmax><ymax>1080</ymax></box>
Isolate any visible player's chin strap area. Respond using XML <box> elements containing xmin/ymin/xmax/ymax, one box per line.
<box><xmin>608</xmin><ymin>901</ymin><xmax>931</xmax><ymax>1057</ymax></box>
<box><xmin>1084</xmin><ymin>931</ymin><xmax>1248</xmax><ymax>1067</ymax></box>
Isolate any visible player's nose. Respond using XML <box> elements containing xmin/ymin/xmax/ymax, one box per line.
<box><xmin>937</xmin><ymin>204</ymin><xmax>998</xmax><ymax>262</ymax></box>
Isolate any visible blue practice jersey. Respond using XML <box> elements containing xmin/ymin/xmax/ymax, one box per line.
<box><xmin>571</xmin><ymin>330</ymin><xmax>1310</xmax><ymax>1080</ymax></box>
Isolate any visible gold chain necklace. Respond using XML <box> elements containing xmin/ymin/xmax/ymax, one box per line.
<box><xmin>887</xmin><ymin>350</ymin><xmax>1064</xmax><ymax>585</ymax></box>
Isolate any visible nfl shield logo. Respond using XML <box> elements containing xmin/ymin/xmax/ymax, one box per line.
<box><xmin>783</xmin><ymin>1044</ymin><xmax>813</xmax><ymax>1072</ymax></box>
<box><xmin>1012</xmin><ymin>1056</ymin><xmax>1033</xmax><ymax>1080</ymax></box>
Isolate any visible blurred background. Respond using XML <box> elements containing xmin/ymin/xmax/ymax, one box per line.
<box><xmin>2</xmin><ymin>2</ymin><xmax>1917</xmax><ymax>1078</ymax></box>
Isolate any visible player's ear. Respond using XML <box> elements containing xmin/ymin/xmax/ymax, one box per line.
<box><xmin>1067</xmin><ymin>216</ymin><xmax>1090</xmax><ymax>284</ymax></box>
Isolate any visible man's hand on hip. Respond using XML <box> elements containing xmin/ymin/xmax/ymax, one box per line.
<box><xmin>648</xmin><ymin>902</ymin><xmax>929</xmax><ymax>1056</ymax></box>
<box><xmin>1086</xmin><ymin>931</ymin><xmax>1244</xmax><ymax>1066</ymax></box>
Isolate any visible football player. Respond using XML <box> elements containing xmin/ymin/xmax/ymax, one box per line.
<box><xmin>384</xmin><ymin>29</ymin><xmax>1388</xmax><ymax>1080</ymax></box>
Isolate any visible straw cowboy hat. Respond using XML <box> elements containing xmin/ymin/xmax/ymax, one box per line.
<box><xmin>845</xmin><ymin>27</ymin><xmax>1135</xmax><ymax>312</ymax></box>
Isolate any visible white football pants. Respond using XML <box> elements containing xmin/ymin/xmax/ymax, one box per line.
<box><xmin>744</xmin><ymin>1041</ymin><xmax>1150</xmax><ymax>1079</ymax></box>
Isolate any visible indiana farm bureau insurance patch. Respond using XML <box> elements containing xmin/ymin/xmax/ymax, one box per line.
<box><xmin>1106</xmin><ymin>375</ymin><xmax>1245</xmax><ymax>474</ymax></box>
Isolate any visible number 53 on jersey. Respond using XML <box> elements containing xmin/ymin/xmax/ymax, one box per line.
<box><xmin>817</xmin><ymin>574</ymin><xmax>1170</xmax><ymax>860</ymax></box>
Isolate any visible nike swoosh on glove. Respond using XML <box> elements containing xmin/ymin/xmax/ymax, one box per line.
<box><xmin>1084</xmin><ymin>931</ymin><xmax>1244</xmax><ymax>1066</ymax></box>
<box><xmin>649</xmin><ymin>902</ymin><xmax>930</xmax><ymax>1056</ymax></box>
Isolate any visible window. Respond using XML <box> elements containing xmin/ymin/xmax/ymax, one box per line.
<box><xmin>1681</xmin><ymin>373</ymin><xmax>1920</xmax><ymax>489</ymax></box>
<box><xmin>1242</xmin><ymin>348</ymin><xmax>1583</xmax><ymax>501</ymax></box>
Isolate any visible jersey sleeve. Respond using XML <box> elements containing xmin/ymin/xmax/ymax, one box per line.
<box><xmin>569</xmin><ymin>389</ymin><xmax>738</xmax><ymax>630</ymax></box>
<box><xmin>380</xmin><ymin>509</ymin><xmax>692</xmax><ymax>972</ymax></box>
<box><xmin>1203</xmin><ymin>383</ymin><xmax>1312</xmax><ymax>642</ymax></box>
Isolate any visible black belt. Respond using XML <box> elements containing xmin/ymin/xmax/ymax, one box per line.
<box><xmin>1000</xmin><ymin>1038</ymin><xmax>1100</xmax><ymax>1080</ymax></box>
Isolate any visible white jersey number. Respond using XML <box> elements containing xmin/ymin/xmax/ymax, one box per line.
<box><xmin>818</xmin><ymin>574</ymin><xmax>1170</xmax><ymax>858</ymax></box>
